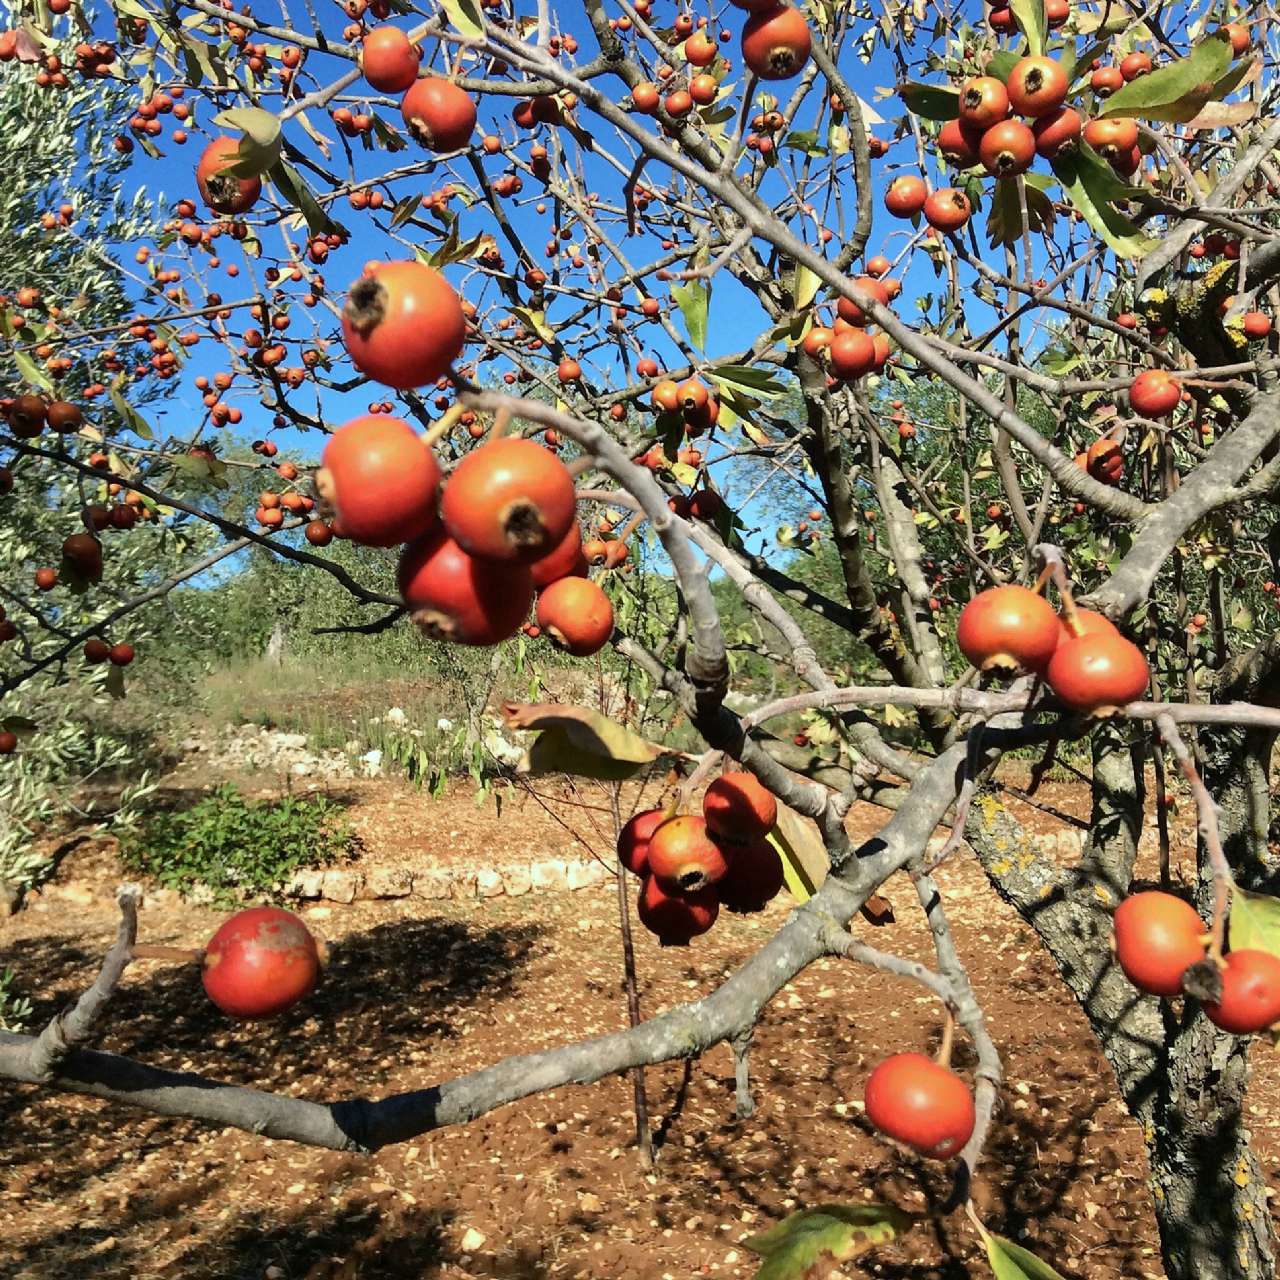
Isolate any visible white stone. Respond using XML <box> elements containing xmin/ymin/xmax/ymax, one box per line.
<box><xmin>530</xmin><ymin>859</ymin><xmax>569</xmax><ymax>892</ymax></box>
<box><xmin>501</xmin><ymin>866</ymin><xmax>533</xmax><ymax>897</ymax></box>
<box><xmin>567</xmin><ymin>860</ymin><xmax>607</xmax><ymax>891</ymax></box>
<box><xmin>285</xmin><ymin>869</ymin><xmax>325</xmax><ymax>899</ymax></box>
<box><xmin>412</xmin><ymin>869</ymin><xmax>453</xmax><ymax>900</ymax></box>
<box><xmin>366</xmin><ymin>866</ymin><xmax>412</xmax><ymax>898</ymax></box>
<box><xmin>321</xmin><ymin>869</ymin><xmax>362</xmax><ymax>904</ymax></box>
<box><xmin>476</xmin><ymin>868</ymin><xmax>505</xmax><ymax>898</ymax></box>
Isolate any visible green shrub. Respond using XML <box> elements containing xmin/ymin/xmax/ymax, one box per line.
<box><xmin>117</xmin><ymin>783</ymin><xmax>355</xmax><ymax>903</ymax></box>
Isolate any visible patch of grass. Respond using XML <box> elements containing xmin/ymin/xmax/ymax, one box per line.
<box><xmin>118</xmin><ymin>783</ymin><xmax>357</xmax><ymax>903</ymax></box>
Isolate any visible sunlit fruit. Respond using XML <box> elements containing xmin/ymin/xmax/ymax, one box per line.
<box><xmin>1033</xmin><ymin>106</ymin><xmax>1082</xmax><ymax>159</ymax></box>
<box><xmin>740</xmin><ymin>4</ymin><xmax>811</xmax><ymax>80</ymax></box>
<box><xmin>1204</xmin><ymin>950</ymin><xmax>1280</xmax><ymax>1034</ymax></box>
<box><xmin>441</xmin><ymin>437</ymin><xmax>576</xmax><ymax>564</ymax></box>
<box><xmin>1114</xmin><ymin>891</ymin><xmax>1206</xmax><ymax>997</ymax></box>
<box><xmin>1086</xmin><ymin>437</ymin><xmax>1124</xmax><ymax>485</ymax></box>
<box><xmin>885</xmin><ymin>175</ymin><xmax>928</xmax><ymax>217</ymax></box>
<box><xmin>647</xmin><ymin>814</ymin><xmax>731</xmax><ymax>892</ymax></box>
<box><xmin>535</xmin><ymin>576</ymin><xmax>614</xmax><ymax>655</ymax></box>
<box><xmin>530</xmin><ymin>521</ymin><xmax>588</xmax><ymax>589</ymax></box>
<box><xmin>923</xmin><ymin>187</ymin><xmax>972</xmax><ymax>232</ymax></box>
<box><xmin>958</xmin><ymin>75</ymin><xmax>1009</xmax><ymax>129</ymax></box>
<box><xmin>342</xmin><ymin>261</ymin><xmax>465</xmax><ymax>390</ymax></box>
<box><xmin>1129</xmin><ymin>369</ymin><xmax>1182</xmax><ymax>417</ymax></box>
<box><xmin>401</xmin><ymin>76</ymin><xmax>476</xmax><ymax>152</ymax></box>
<box><xmin>1046</xmin><ymin>631</ymin><xmax>1150</xmax><ymax>712</ymax></box>
<box><xmin>864</xmin><ymin>1053</ymin><xmax>975</xmax><ymax>1160</ymax></box>
<box><xmin>196</xmin><ymin>137</ymin><xmax>261</xmax><ymax>215</ymax></box>
<box><xmin>938</xmin><ymin>117</ymin><xmax>982</xmax><ymax>166</ymax></box>
<box><xmin>978</xmin><ymin>119</ymin><xmax>1035</xmax><ymax>176</ymax></box>
<box><xmin>397</xmin><ymin>523</ymin><xmax>533</xmax><ymax>645</ymax></box>
<box><xmin>703</xmin><ymin>771</ymin><xmax>778</xmax><ymax>841</ymax></box>
<box><xmin>361</xmin><ymin>25</ymin><xmax>420</xmax><ymax>92</ymax></box>
<box><xmin>955</xmin><ymin>584</ymin><xmax>1060</xmax><ymax>672</ymax></box>
<box><xmin>829</xmin><ymin>329</ymin><xmax>877</xmax><ymax>379</ymax></box>
<box><xmin>1006</xmin><ymin>56</ymin><xmax>1068</xmax><ymax>117</ymax></box>
<box><xmin>202</xmin><ymin>906</ymin><xmax>321</xmax><ymax>1019</ymax></box>
<box><xmin>836</xmin><ymin>275</ymin><xmax>890</xmax><ymax>326</ymax></box>
<box><xmin>318</xmin><ymin>415</ymin><xmax>440</xmax><ymax>547</ymax></box>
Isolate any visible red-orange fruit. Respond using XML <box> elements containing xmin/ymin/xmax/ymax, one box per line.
<box><xmin>401</xmin><ymin>76</ymin><xmax>476</xmax><ymax>152</ymax></box>
<box><xmin>836</xmin><ymin>275</ymin><xmax>890</xmax><ymax>326</ymax></box>
<box><xmin>361</xmin><ymin>25</ymin><xmax>420</xmax><ymax>93</ymax></box>
<box><xmin>342</xmin><ymin>261</ymin><xmax>466</xmax><ymax>390</ymax></box>
<box><xmin>864</xmin><ymin>1053</ymin><xmax>975</xmax><ymax>1159</ymax></box>
<box><xmin>83</xmin><ymin>637</ymin><xmax>111</xmax><ymax>664</ymax></box>
<box><xmin>8</xmin><ymin>394</ymin><xmax>47</xmax><ymax>438</ymax></box>
<box><xmin>1128</xmin><ymin>369</ymin><xmax>1181</xmax><ymax>417</ymax></box>
<box><xmin>740</xmin><ymin>4</ymin><xmax>811</xmax><ymax>81</ymax></box>
<box><xmin>196</xmin><ymin>137</ymin><xmax>261</xmax><ymax>215</ymax></box>
<box><xmin>108</xmin><ymin>643</ymin><xmax>135</xmax><ymax>666</ymax></box>
<box><xmin>829</xmin><ymin>329</ymin><xmax>877</xmax><ymax>380</ymax></box>
<box><xmin>647</xmin><ymin>814</ymin><xmax>731</xmax><ymax>893</ymax></box>
<box><xmin>637</xmin><ymin>875</ymin><xmax>719</xmax><ymax>945</ymax></box>
<box><xmin>441</xmin><ymin>437</ymin><xmax>576</xmax><ymax>564</ymax></box>
<box><xmin>1114</xmin><ymin>891</ymin><xmax>1206</xmax><ymax>997</ymax></box>
<box><xmin>1204</xmin><ymin>950</ymin><xmax>1280</xmax><ymax>1034</ymax></box>
<box><xmin>955</xmin><ymin>585</ymin><xmax>1059</xmax><ymax>672</ymax></box>
<box><xmin>530</xmin><ymin>522</ymin><xmax>588</xmax><ymax>589</ymax></box>
<box><xmin>617</xmin><ymin>809</ymin><xmax>666</xmax><ymax>877</ymax></box>
<box><xmin>922</xmin><ymin>187</ymin><xmax>972</xmax><ymax>232</ymax></box>
<box><xmin>1086</xmin><ymin>437</ymin><xmax>1125</xmax><ymax>485</ymax></box>
<box><xmin>1006</xmin><ymin>56</ymin><xmax>1068</xmax><ymax>117</ymax></box>
<box><xmin>884</xmin><ymin>175</ymin><xmax>927</xmax><ymax>217</ymax></box>
<box><xmin>703</xmin><ymin>772</ymin><xmax>778</xmax><ymax>841</ymax></box>
<box><xmin>1047</xmin><ymin>631</ymin><xmax>1150</xmax><ymax>712</ymax></box>
<box><xmin>535</xmin><ymin>576</ymin><xmax>614</xmax><ymax>656</ymax></box>
<box><xmin>319</xmin><ymin>415</ymin><xmax>440</xmax><ymax>548</ymax></box>
<box><xmin>1055</xmin><ymin>607</ymin><xmax>1118</xmax><ymax>650</ymax></box>
<box><xmin>397</xmin><ymin>524</ymin><xmax>533</xmax><ymax>646</ymax></box>
<box><xmin>202</xmin><ymin>906</ymin><xmax>321</xmax><ymax>1019</ymax></box>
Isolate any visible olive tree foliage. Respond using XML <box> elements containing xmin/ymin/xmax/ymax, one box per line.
<box><xmin>4</xmin><ymin>0</ymin><xmax>1280</xmax><ymax>1276</ymax></box>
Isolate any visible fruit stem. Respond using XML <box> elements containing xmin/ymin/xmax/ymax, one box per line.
<box><xmin>129</xmin><ymin>944</ymin><xmax>204</xmax><ymax>964</ymax></box>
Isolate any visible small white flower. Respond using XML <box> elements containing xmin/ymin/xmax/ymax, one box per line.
<box><xmin>385</xmin><ymin>707</ymin><xmax>408</xmax><ymax>726</ymax></box>
<box><xmin>436</xmin><ymin>717</ymin><xmax>454</xmax><ymax>732</ymax></box>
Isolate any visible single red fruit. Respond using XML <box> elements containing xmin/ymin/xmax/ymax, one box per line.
<box><xmin>318</xmin><ymin>415</ymin><xmax>441</xmax><ymax>548</ymax></box>
<box><xmin>305</xmin><ymin>519</ymin><xmax>334</xmax><ymax>547</ymax></box>
<box><xmin>740</xmin><ymin>5</ymin><xmax>812</xmax><ymax>81</ymax></box>
<box><xmin>1086</xmin><ymin>437</ymin><xmax>1125</xmax><ymax>485</ymax></box>
<box><xmin>397</xmin><ymin>523</ymin><xmax>533</xmax><ymax>646</ymax></box>
<box><xmin>1091</xmin><ymin>66</ymin><xmax>1124</xmax><ymax>96</ymax></box>
<box><xmin>1006</xmin><ymin>56</ymin><xmax>1068</xmax><ymax>117</ymax></box>
<box><xmin>958</xmin><ymin>75</ymin><xmax>1009</xmax><ymax>129</ymax></box>
<box><xmin>956</xmin><ymin>585</ymin><xmax>1059</xmax><ymax>672</ymax></box>
<box><xmin>923</xmin><ymin>187</ymin><xmax>972</xmax><ymax>232</ymax></box>
<box><xmin>1033</xmin><ymin>106</ymin><xmax>1082</xmax><ymax>159</ymax></box>
<box><xmin>637</xmin><ymin>875</ymin><xmax>719</xmax><ymax>945</ymax></box>
<box><xmin>703</xmin><ymin>772</ymin><xmax>778</xmax><ymax>841</ymax></box>
<box><xmin>45</xmin><ymin>400</ymin><xmax>82</xmax><ymax>433</ymax></box>
<box><xmin>1129</xmin><ymin>369</ymin><xmax>1181</xmax><ymax>417</ymax></box>
<box><xmin>202</xmin><ymin>906</ymin><xmax>321</xmax><ymax>1020</ymax></box>
<box><xmin>829</xmin><ymin>328</ymin><xmax>877</xmax><ymax>379</ymax></box>
<box><xmin>1046</xmin><ymin>631</ymin><xmax>1150</xmax><ymax>712</ymax></box>
<box><xmin>647</xmin><ymin>814</ymin><xmax>731</xmax><ymax>892</ymax></box>
<box><xmin>714</xmin><ymin>838</ymin><xmax>785</xmax><ymax>913</ymax></box>
<box><xmin>196</xmin><ymin>137</ymin><xmax>261</xmax><ymax>215</ymax></box>
<box><xmin>83</xmin><ymin>637</ymin><xmax>112</xmax><ymax>664</ymax></box>
<box><xmin>1083</xmin><ymin>116</ymin><xmax>1139</xmax><ymax>159</ymax></box>
<box><xmin>9</xmin><ymin>394</ymin><xmax>47</xmax><ymax>438</ymax></box>
<box><xmin>361</xmin><ymin>25</ymin><xmax>420</xmax><ymax>93</ymax></box>
<box><xmin>938</xmin><ymin>117</ymin><xmax>982</xmax><ymax>166</ymax></box>
<box><xmin>978</xmin><ymin>118</ymin><xmax>1035</xmax><ymax>176</ymax></box>
<box><xmin>618</xmin><ymin>809</ymin><xmax>666</xmax><ymax>877</ymax></box>
<box><xmin>401</xmin><ymin>76</ymin><xmax>476</xmax><ymax>152</ymax></box>
<box><xmin>1205</xmin><ymin>950</ymin><xmax>1280</xmax><ymax>1034</ymax></box>
<box><xmin>342</xmin><ymin>261</ymin><xmax>466</xmax><ymax>389</ymax></box>
<box><xmin>1242</xmin><ymin>311</ymin><xmax>1272</xmax><ymax>340</ymax></box>
<box><xmin>1119</xmin><ymin>51</ymin><xmax>1153</xmax><ymax>81</ymax></box>
<box><xmin>530</xmin><ymin>522</ymin><xmax>588</xmax><ymax>589</ymax></box>
<box><xmin>1114</xmin><ymin>891</ymin><xmax>1206</xmax><ymax>997</ymax></box>
<box><xmin>108</xmin><ymin>643</ymin><xmax>135</xmax><ymax>666</ymax></box>
<box><xmin>0</xmin><ymin>731</ymin><xmax>16</xmax><ymax>755</ymax></box>
<box><xmin>885</xmin><ymin>175</ymin><xmax>927</xmax><ymax>217</ymax></box>
<box><xmin>864</xmin><ymin>1053</ymin><xmax>975</xmax><ymax>1160</ymax></box>
<box><xmin>441</xmin><ymin>437</ymin><xmax>576</xmax><ymax>564</ymax></box>
<box><xmin>536</xmin><ymin>576</ymin><xmax>614</xmax><ymax>655</ymax></box>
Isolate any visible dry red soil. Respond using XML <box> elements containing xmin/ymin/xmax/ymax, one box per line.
<box><xmin>2</xmin><ymin>775</ymin><xmax>1278</xmax><ymax>1280</ymax></box>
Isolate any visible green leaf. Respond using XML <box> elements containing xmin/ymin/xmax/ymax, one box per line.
<box><xmin>985</xmin><ymin>1234</ymin><xmax>1068</xmax><ymax>1280</ymax></box>
<box><xmin>1228</xmin><ymin>887</ymin><xmax>1280</xmax><ymax>957</ymax></box>
<box><xmin>987</xmin><ymin>49</ymin><xmax>1021</xmax><ymax>82</ymax></box>
<box><xmin>744</xmin><ymin>1204</ymin><xmax>913</xmax><ymax>1279</ymax></box>
<box><xmin>899</xmin><ymin>81</ymin><xmax>960</xmax><ymax>120</ymax></box>
<box><xmin>1052</xmin><ymin>149</ymin><xmax>1157</xmax><ymax>260</ymax></box>
<box><xmin>213</xmin><ymin>106</ymin><xmax>281</xmax><ymax>148</ymax></box>
<box><xmin>271</xmin><ymin>162</ymin><xmax>343</xmax><ymax>237</ymax></box>
<box><xmin>709</xmin><ymin>364</ymin><xmax>788</xmax><ymax>398</ymax></box>
<box><xmin>768</xmin><ymin>801</ymin><xmax>828</xmax><ymax>904</ymax></box>
<box><xmin>791</xmin><ymin>264</ymin><xmax>821</xmax><ymax>309</ymax></box>
<box><xmin>509</xmin><ymin>305</ymin><xmax>555</xmax><ymax>344</ymax></box>
<box><xmin>1100</xmin><ymin>34</ymin><xmax>1233</xmax><ymax>121</ymax></box>
<box><xmin>109</xmin><ymin>381</ymin><xmax>154</xmax><ymax>440</ymax></box>
<box><xmin>104</xmin><ymin>663</ymin><xmax>127</xmax><ymax>701</ymax></box>
<box><xmin>1009</xmin><ymin>0</ymin><xmax>1046</xmax><ymax>56</ymax></box>
<box><xmin>11</xmin><ymin>346</ymin><xmax>53</xmax><ymax>392</ymax></box>
<box><xmin>0</xmin><ymin>716</ymin><xmax>37</xmax><ymax>733</ymax></box>
<box><xmin>440</xmin><ymin>0</ymin><xmax>484</xmax><ymax>38</ymax></box>
<box><xmin>671</xmin><ymin>280</ymin><xmax>709</xmax><ymax>351</ymax></box>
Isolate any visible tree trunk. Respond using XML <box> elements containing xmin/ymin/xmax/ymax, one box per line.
<box><xmin>265</xmin><ymin>619</ymin><xmax>286</xmax><ymax>666</ymax></box>
<box><xmin>969</xmin><ymin>729</ymin><xmax>1276</xmax><ymax>1279</ymax></box>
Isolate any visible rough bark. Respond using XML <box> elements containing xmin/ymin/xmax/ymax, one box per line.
<box><xmin>970</xmin><ymin>730</ymin><xmax>1276</xmax><ymax>1279</ymax></box>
